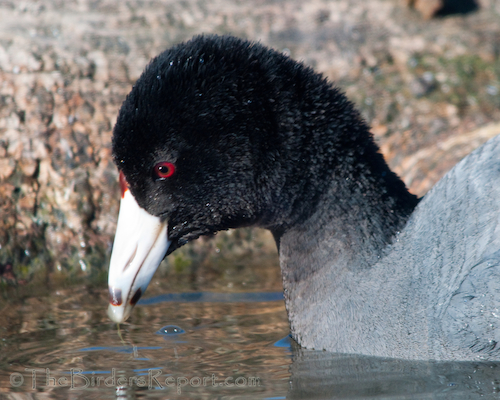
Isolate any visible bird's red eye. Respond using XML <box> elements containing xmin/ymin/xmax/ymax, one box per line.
<box><xmin>153</xmin><ymin>162</ymin><xmax>175</xmax><ymax>179</ymax></box>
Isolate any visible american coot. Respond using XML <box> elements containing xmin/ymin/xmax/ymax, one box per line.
<box><xmin>107</xmin><ymin>35</ymin><xmax>500</xmax><ymax>361</ymax></box>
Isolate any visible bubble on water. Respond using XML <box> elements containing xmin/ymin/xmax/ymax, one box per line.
<box><xmin>156</xmin><ymin>325</ymin><xmax>185</xmax><ymax>336</ymax></box>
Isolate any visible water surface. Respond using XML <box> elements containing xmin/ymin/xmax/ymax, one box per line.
<box><xmin>1</xmin><ymin>286</ymin><xmax>500</xmax><ymax>399</ymax></box>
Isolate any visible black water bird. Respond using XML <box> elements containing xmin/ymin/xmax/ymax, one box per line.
<box><xmin>108</xmin><ymin>35</ymin><xmax>500</xmax><ymax>361</ymax></box>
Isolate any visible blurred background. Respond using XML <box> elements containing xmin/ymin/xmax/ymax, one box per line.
<box><xmin>0</xmin><ymin>0</ymin><xmax>499</xmax><ymax>296</ymax></box>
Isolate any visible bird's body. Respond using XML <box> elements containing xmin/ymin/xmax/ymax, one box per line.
<box><xmin>282</xmin><ymin>136</ymin><xmax>500</xmax><ymax>360</ymax></box>
<box><xmin>108</xmin><ymin>35</ymin><xmax>500</xmax><ymax>361</ymax></box>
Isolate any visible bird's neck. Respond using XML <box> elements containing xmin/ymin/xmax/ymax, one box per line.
<box><xmin>272</xmin><ymin>153</ymin><xmax>419</xmax><ymax>352</ymax></box>
<box><xmin>272</xmin><ymin>147</ymin><xmax>419</xmax><ymax>284</ymax></box>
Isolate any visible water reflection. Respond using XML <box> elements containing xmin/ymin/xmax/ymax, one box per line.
<box><xmin>2</xmin><ymin>286</ymin><xmax>500</xmax><ymax>399</ymax></box>
<box><xmin>0</xmin><ymin>286</ymin><xmax>291</xmax><ymax>399</ymax></box>
<box><xmin>139</xmin><ymin>291</ymin><xmax>284</xmax><ymax>305</ymax></box>
<box><xmin>289</xmin><ymin>348</ymin><xmax>500</xmax><ymax>399</ymax></box>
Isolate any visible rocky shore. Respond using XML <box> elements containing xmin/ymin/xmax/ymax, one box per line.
<box><xmin>0</xmin><ymin>0</ymin><xmax>499</xmax><ymax>291</ymax></box>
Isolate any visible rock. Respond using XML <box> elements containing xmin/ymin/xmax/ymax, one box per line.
<box><xmin>0</xmin><ymin>158</ymin><xmax>15</xmax><ymax>180</ymax></box>
<box><xmin>407</xmin><ymin>0</ymin><xmax>444</xmax><ymax>19</ymax></box>
<box><xmin>405</xmin><ymin>0</ymin><xmax>480</xmax><ymax>19</ymax></box>
<box><xmin>0</xmin><ymin>0</ymin><xmax>498</xmax><ymax>284</ymax></box>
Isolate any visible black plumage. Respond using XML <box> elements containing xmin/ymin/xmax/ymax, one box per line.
<box><xmin>110</xmin><ymin>35</ymin><xmax>500</xmax><ymax>360</ymax></box>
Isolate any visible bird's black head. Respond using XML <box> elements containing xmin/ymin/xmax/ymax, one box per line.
<box><xmin>112</xmin><ymin>35</ymin><xmax>320</xmax><ymax>253</ymax></box>
<box><xmin>108</xmin><ymin>35</ymin><xmax>419</xmax><ymax>323</ymax></box>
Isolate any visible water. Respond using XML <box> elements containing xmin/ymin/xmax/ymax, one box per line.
<box><xmin>0</xmin><ymin>286</ymin><xmax>290</xmax><ymax>398</ymax></box>
<box><xmin>2</xmin><ymin>285</ymin><xmax>500</xmax><ymax>399</ymax></box>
